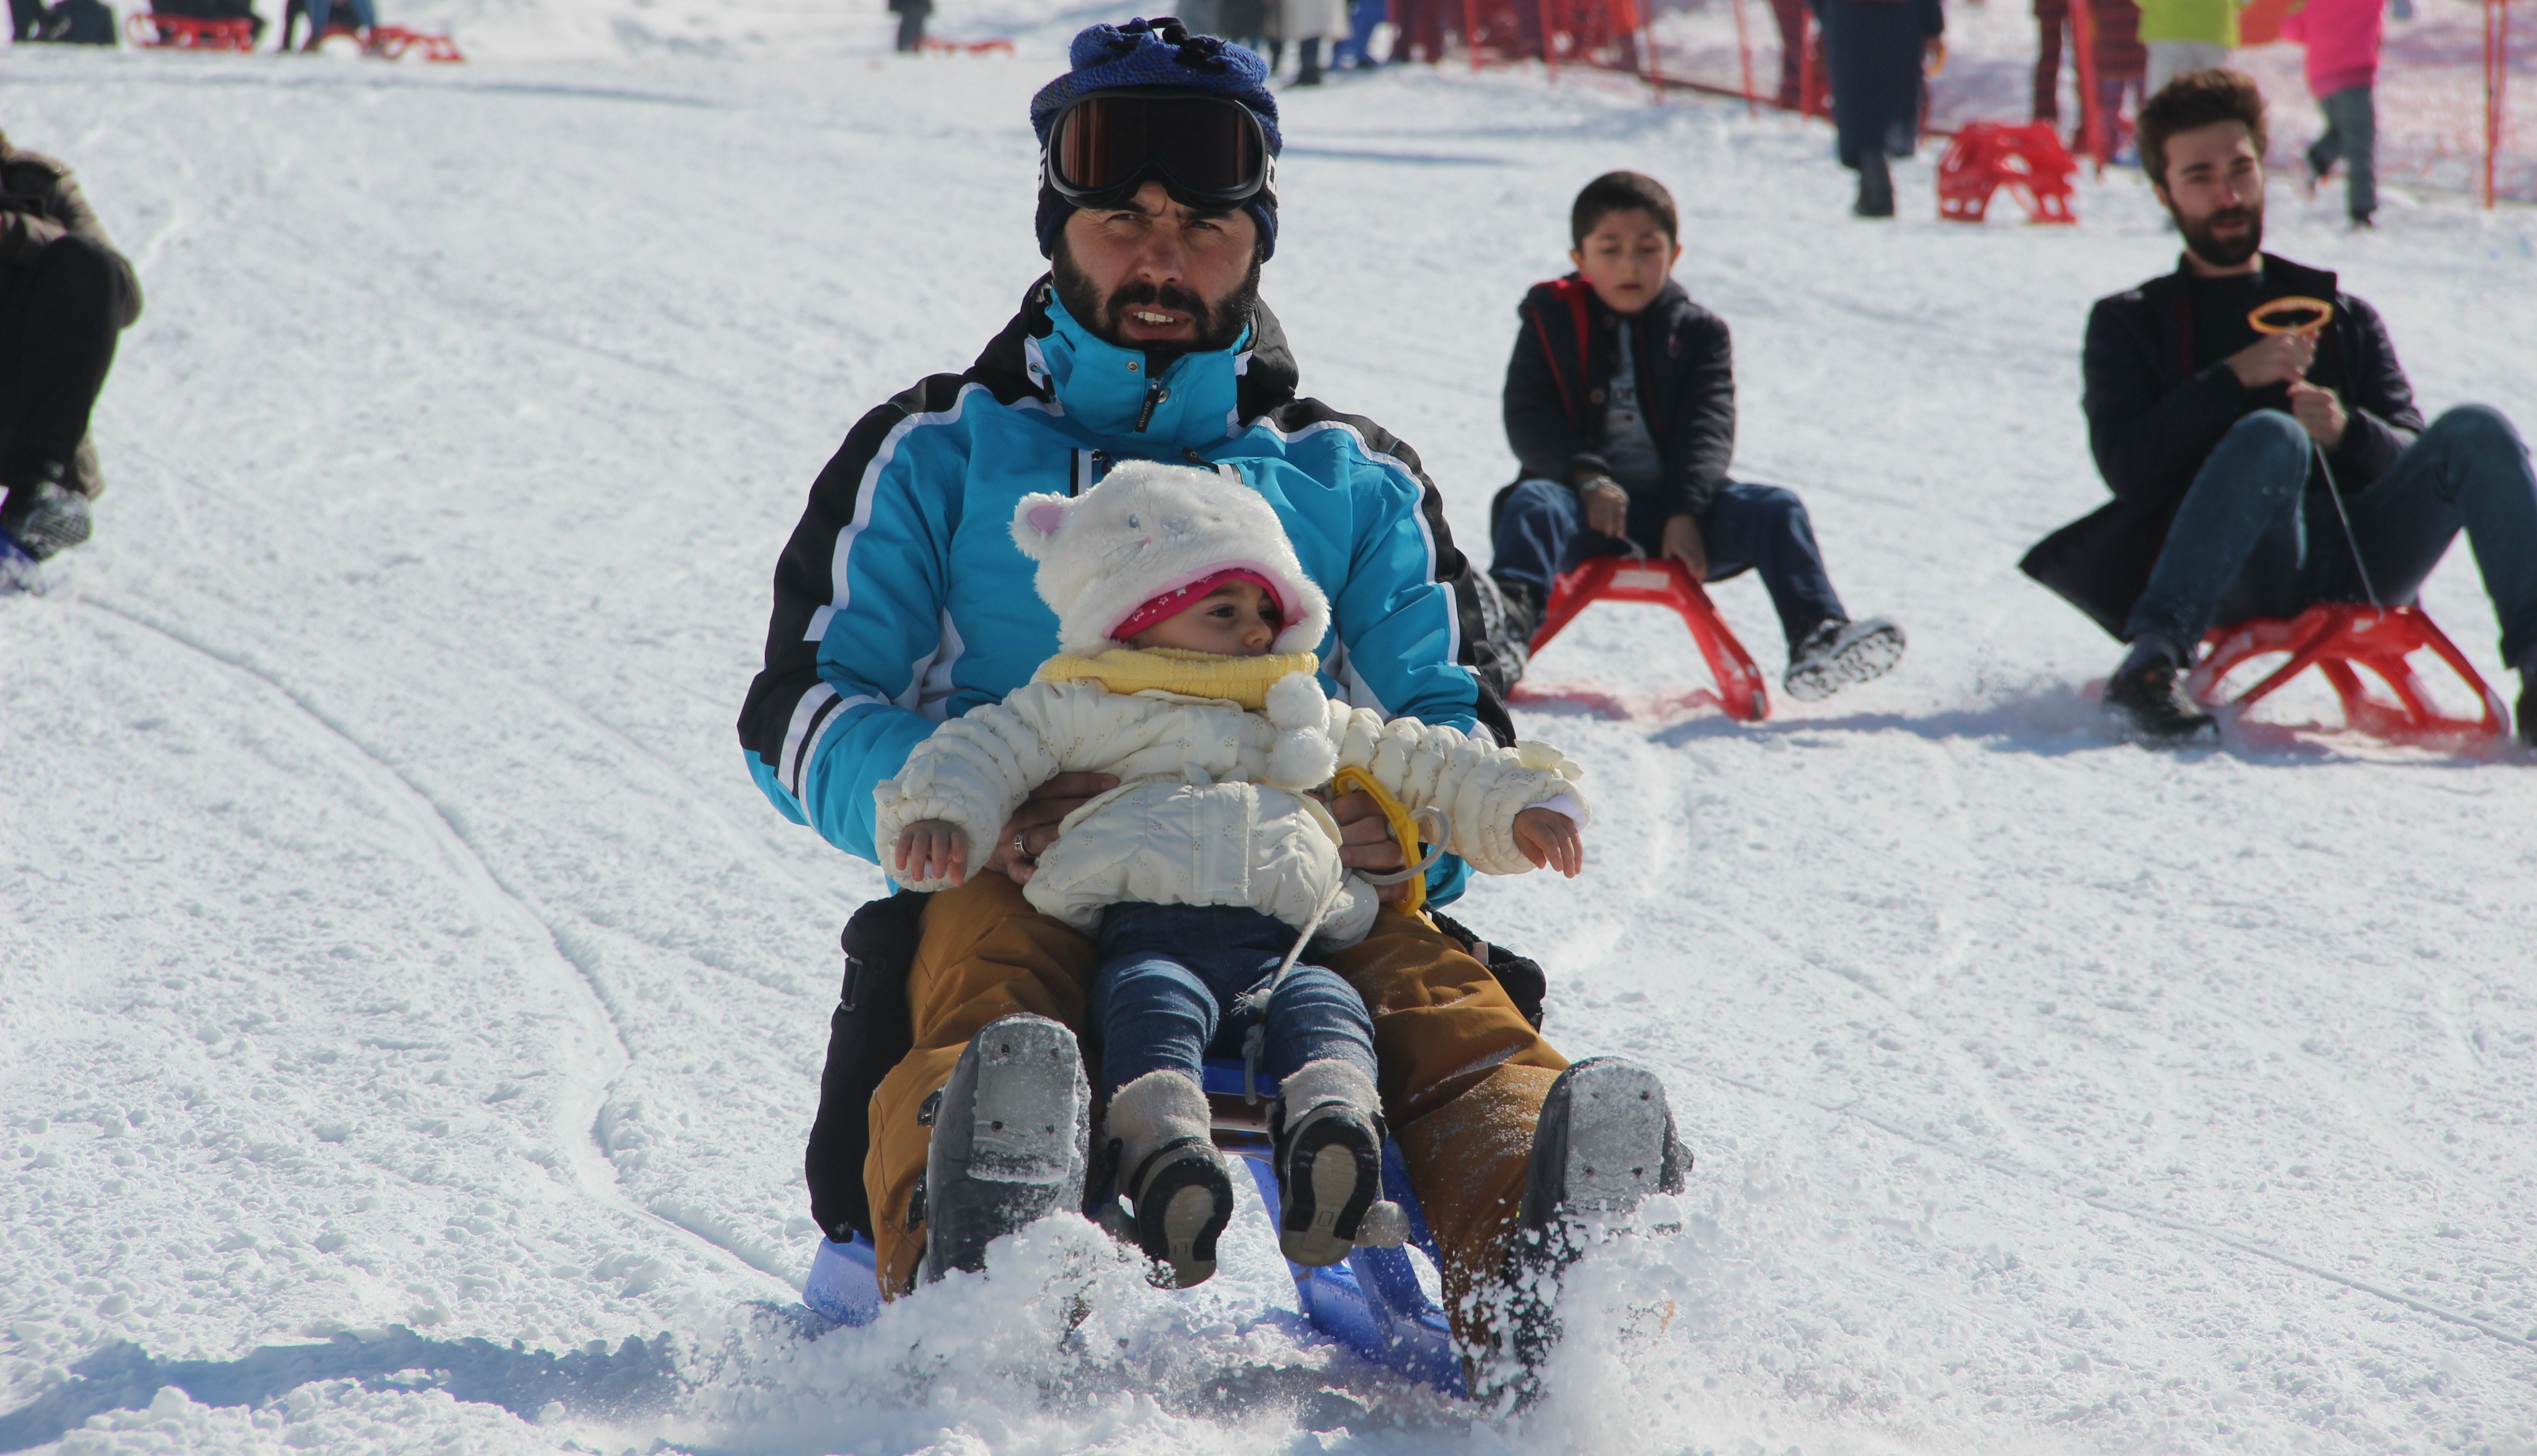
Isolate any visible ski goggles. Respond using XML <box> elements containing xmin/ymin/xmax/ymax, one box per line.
<box><xmin>1041</xmin><ymin>90</ymin><xmax>1273</xmax><ymax>210</ymax></box>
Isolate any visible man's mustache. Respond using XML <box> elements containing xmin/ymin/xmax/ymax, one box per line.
<box><xmin>1108</xmin><ymin>281</ymin><xmax>1211</xmax><ymax>323</ymax></box>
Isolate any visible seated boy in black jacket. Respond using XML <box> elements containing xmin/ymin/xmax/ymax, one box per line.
<box><xmin>1487</xmin><ymin>171</ymin><xmax>1904</xmax><ymax>701</ymax></box>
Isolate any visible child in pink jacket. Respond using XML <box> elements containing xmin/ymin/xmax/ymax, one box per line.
<box><xmin>2281</xmin><ymin>0</ymin><xmax>2386</xmax><ymax>225</ymax></box>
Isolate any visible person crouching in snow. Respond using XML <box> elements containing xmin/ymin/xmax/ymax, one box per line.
<box><xmin>876</xmin><ymin>462</ymin><xmax>1590</xmax><ymax>1289</ymax></box>
<box><xmin>1487</xmin><ymin>170</ymin><xmax>1906</xmax><ymax>702</ymax></box>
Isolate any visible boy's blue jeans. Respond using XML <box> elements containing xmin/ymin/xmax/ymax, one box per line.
<box><xmin>1492</xmin><ymin>478</ymin><xmax>1847</xmax><ymax>651</ymax></box>
<box><xmin>2124</xmin><ymin>406</ymin><xmax>2537</xmax><ymax>669</ymax></box>
<box><xmin>1091</xmin><ymin>903</ymin><xmax>1378</xmax><ymax>1098</ymax></box>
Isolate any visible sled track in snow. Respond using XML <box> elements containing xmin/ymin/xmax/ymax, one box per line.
<box><xmin>1673</xmin><ymin>1056</ymin><xmax>2537</xmax><ymax>1353</ymax></box>
<box><xmin>66</xmin><ymin>591</ymin><xmax>797</xmax><ymax>1294</ymax></box>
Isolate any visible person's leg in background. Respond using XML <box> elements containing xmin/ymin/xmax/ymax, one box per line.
<box><xmin>2320</xmin><ymin>84</ymin><xmax>2376</xmax><ymax>223</ymax></box>
<box><xmin>2032</xmin><ymin>0</ymin><xmax>2067</xmax><ymax>123</ymax></box>
<box><xmin>1773</xmin><ymin>0</ymin><xmax>1810</xmax><ymax>108</ymax></box>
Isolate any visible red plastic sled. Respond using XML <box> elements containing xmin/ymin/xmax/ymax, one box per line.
<box><xmin>920</xmin><ymin>35</ymin><xmax>1015</xmax><ymax>53</ymax></box>
<box><xmin>2189</xmin><ymin>603</ymin><xmax>2509</xmax><ymax>742</ymax></box>
<box><xmin>1525</xmin><ymin>554</ymin><xmax>1771</xmax><ymax>723</ymax></box>
<box><xmin>1937</xmin><ymin>121</ymin><xmax>2079</xmax><ymax>225</ymax></box>
<box><xmin>127</xmin><ymin>12</ymin><xmax>257</xmax><ymax>47</ymax></box>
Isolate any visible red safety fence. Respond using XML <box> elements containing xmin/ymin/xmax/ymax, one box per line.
<box><xmin>1456</xmin><ymin>0</ymin><xmax>2531</xmax><ymax>205</ymax></box>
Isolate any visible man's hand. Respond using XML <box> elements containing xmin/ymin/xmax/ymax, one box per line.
<box><xmin>1330</xmin><ymin>790</ymin><xmax>1414</xmax><ymax>903</ymax></box>
<box><xmin>894</xmin><ymin>820</ymin><xmax>969</xmax><ymax>886</ymax></box>
<box><xmin>2287</xmin><ymin>380</ymin><xmax>2347</xmax><ymax>449</ymax></box>
<box><xmin>1581</xmin><ymin>477</ymin><xmax>1629</xmax><ymax>539</ymax></box>
<box><xmin>1511</xmin><ymin>806</ymin><xmax>1583</xmax><ymax>878</ymax></box>
<box><xmin>1660</xmin><ymin>512</ymin><xmax>1708</xmax><ymax>581</ymax></box>
<box><xmin>985</xmin><ymin>771</ymin><xmax>1119</xmax><ymax>885</ymax></box>
<box><xmin>2225</xmin><ymin>331</ymin><xmax>2316</xmax><ymax>390</ymax></box>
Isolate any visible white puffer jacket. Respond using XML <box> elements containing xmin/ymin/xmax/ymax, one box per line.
<box><xmin>875</xmin><ymin>670</ymin><xmax>1587</xmax><ymax>947</ymax></box>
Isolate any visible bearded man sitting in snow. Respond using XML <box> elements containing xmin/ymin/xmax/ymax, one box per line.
<box><xmin>736</xmin><ymin>17</ymin><xmax>1683</xmax><ymax>1400</ymax></box>
<box><xmin>2021</xmin><ymin>68</ymin><xmax>2537</xmax><ymax>748</ymax></box>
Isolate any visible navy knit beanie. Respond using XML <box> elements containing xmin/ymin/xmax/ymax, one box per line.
<box><xmin>1030</xmin><ymin>17</ymin><xmax>1282</xmax><ymax>260</ymax></box>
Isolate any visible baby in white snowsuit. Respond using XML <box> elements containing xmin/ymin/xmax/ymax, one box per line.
<box><xmin>877</xmin><ymin>461</ymin><xmax>1589</xmax><ymax>1287</ymax></box>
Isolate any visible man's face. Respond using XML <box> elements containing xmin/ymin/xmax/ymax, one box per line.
<box><xmin>1568</xmin><ymin>207</ymin><xmax>1681</xmax><ymax>316</ymax></box>
<box><xmin>1054</xmin><ymin>181</ymin><xmax>1262</xmax><ymax>362</ymax></box>
<box><xmin>2156</xmin><ymin>121</ymin><xmax>2265</xmax><ymax>270</ymax></box>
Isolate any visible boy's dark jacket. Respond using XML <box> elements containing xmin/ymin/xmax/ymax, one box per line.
<box><xmin>1503</xmin><ymin>274</ymin><xmax>1736</xmax><ymax>523</ymax></box>
<box><xmin>2021</xmin><ymin>253</ymin><xmax>2422</xmax><ymax>637</ymax></box>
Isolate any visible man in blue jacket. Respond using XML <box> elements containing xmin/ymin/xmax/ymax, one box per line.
<box><xmin>737</xmin><ymin>20</ymin><xmax>1684</xmax><ymax>1394</ymax></box>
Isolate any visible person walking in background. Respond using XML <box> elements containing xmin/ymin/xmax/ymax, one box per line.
<box><xmin>888</xmin><ymin>0</ymin><xmax>930</xmax><ymax>53</ymax></box>
<box><xmin>2140</xmin><ymin>0</ymin><xmax>2237</xmax><ymax>92</ymax></box>
<box><xmin>1388</xmin><ymin>0</ymin><xmax>1448</xmax><ymax>62</ymax></box>
<box><xmin>0</xmin><ymin>130</ymin><xmax>143</xmax><ymax>581</ymax></box>
<box><xmin>2282</xmin><ymin>0</ymin><xmax>2384</xmax><ymax>226</ymax></box>
<box><xmin>1812</xmin><ymin>0</ymin><xmax>1946</xmax><ymax>216</ymax></box>
<box><xmin>2034</xmin><ymin>0</ymin><xmax>2069</xmax><ymax>122</ymax></box>
<box><xmin>1270</xmin><ymin>0</ymin><xmax>1348</xmax><ymax>82</ymax></box>
<box><xmin>1335</xmin><ymin>0</ymin><xmax>1385</xmax><ymax>67</ymax></box>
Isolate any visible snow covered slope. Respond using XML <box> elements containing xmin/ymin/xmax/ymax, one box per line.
<box><xmin>4</xmin><ymin>18</ymin><xmax>2536</xmax><ymax>1455</ymax></box>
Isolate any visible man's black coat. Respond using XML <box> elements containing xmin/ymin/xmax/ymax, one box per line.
<box><xmin>1503</xmin><ymin>274</ymin><xmax>1736</xmax><ymax>523</ymax></box>
<box><xmin>2021</xmin><ymin>253</ymin><xmax>2423</xmax><ymax>637</ymax></box>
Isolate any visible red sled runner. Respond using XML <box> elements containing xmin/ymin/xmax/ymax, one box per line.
<box><xmin>2190</xmin><ymin>603</ymin><xmax>2510</xmax><ymax>743</ymax></box>
<box><xmin>1520</xmin><ymin>554</ymin><xmax>1771</xmax><ymax>723</ymax></box>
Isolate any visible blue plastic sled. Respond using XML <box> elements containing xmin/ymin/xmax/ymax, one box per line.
<box><xmin>800</xmin><ymin>1060</ymin><xmax>1465</xmax><ymax>1396</ymax></box>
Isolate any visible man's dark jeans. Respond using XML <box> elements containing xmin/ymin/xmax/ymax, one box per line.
<box><xmin>1090</xmin><ymin>903</ymin><xmax>1377</xmax><ymax>1100</ymax></box>
<box><xmin>1491</xmin><ymin>478</ymin><xmax>1847</xmax><ymax>652</ymax></box>
<box><xmin>2124</xmin><ymin>406</ymin><xmax>2537</xmax><ymax>670</ymax></box>
<box><xmin>0</xmin><ymin>231</ymin><xmax>132</xmax><ymax>492</ymax></box>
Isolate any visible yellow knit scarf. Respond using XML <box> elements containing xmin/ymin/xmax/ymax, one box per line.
<box><xmin>1033</xmin><ymin>647</ymin><xmax>1320</xmax><ymax>709</ymax></box>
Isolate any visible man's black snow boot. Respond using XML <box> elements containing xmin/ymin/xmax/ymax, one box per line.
<box><xmin>1785</xmin><ymin>616</ymin><xmax>1906</xmax><ymax>702</ymax></box>
<box><xmin>2105</xmin><ymin>642</ymin><xmax>2218</xmax><ymax>748</ymax></box>
<box><xmin>2518</xmin><ymin>671</ymin><xmax>2536</xmax><ymax>750</ymax></box>
<box><xmin>1854</xmin><ymin>151</ymin><xmax>1896</xmax><ymax>218</ymax></box>
<box><xmin>0</xmin><ymin>464</ymin><xmax>92</xmax><ymax>562</ymax></box>
<box><xmin>921</xmin><ymin>1013</ymin><xmax>1090</xmax><ymax>1283</ymax></box>
<box><xmin>1476</xmin><ymin>1057</ymin><xmax>1689</xmax><ymax>1410</ymax></box>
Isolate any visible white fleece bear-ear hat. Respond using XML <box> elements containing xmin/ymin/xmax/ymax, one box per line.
<box><xmin>1010</xmin><ymin>460</ymin><xmax>1332</xmax><ymax>658</ymax></box>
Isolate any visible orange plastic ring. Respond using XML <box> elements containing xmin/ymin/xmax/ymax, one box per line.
<box><xmin>2249</xmin><ymin>296</ymin><xmax>2335</xmax><ymax>336</ymax></box>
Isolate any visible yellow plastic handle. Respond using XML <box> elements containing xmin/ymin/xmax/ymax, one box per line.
<box><xmin>2249</xmin><ymin>296</ymin><xmax>2335</xmax><ymax>337</ymax></box>
<box><xmin>1328</xmin><ymin>765</ymin><xmax>1430</xmax><ymax>915</ymax></box>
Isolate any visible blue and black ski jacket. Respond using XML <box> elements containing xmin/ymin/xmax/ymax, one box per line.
<box><xmin>738</xmin><ymin>278</ymin><xmax>1514</xmax><ymax>898</ymax></box>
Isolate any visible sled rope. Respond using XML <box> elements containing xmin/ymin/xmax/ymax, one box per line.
<box><xmin>1237</xmin><ymin>768</ymin><xmax>1451</xmax><ymax>1104</ymax></box>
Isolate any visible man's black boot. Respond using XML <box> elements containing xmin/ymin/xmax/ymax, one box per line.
<box><xmin>1854</xmin><ymin>151</ymin><xmax>1895</xmax><ymax>218</ymax></box>
<box><xmin>2105</xmin><ymin>637</ymin><xmax>2217</xmax><ymax>747</ymax></box>
<box><xmin>2516</xmin><ymin>653</ymin><xmax>2537</xmax><ymax>749</ymax></box>
<box><xmin>921</xmin><ymin>1013</ymin><xmax>1091</xmax><ymax>1283</ymax></box>
<box><xmin>1474</xmin><ymin>1057</ymin><xmax>1689</xmax><ymax>1410</ymax></box>
<box><xmin>0</xmin><ymin>463</ymin><xmax>93</xmax><ymax>562</ymax></box>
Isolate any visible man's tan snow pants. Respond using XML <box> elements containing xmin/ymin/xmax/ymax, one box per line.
<box><xmin>863</xmin><ymin>872</ymin><xmax>1568</xmax><ymax>1340</ymax></box>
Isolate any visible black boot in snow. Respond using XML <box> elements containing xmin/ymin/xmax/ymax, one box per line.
<box><xmin>1854</xmin><ymin>151</ymin><xmax>1895</xmax><ymax>218</ymax></box>
<box><xmin>0</xmin><ymin>463</ymin><xmax>93</xmax><ymax>562</ymax></box>
<box><xmin>1476</xmin><ymin>1057</ymin><xmax>1689</xmax><ymax>1409</ymax></box>
<box><xmin>2104</xmin><ymin>643</ymin><xmax>2218</xmax><ymax>748</ymax></box>
<box><xmin>1470</xmin><ymin>571</ymin><xmax>1537</xmax><ymax>700</ymax></box>
<box><xmin>1784</xmin><ymin>616</ymin><xmax>1906</xmax><ymax>702</ymax></box>
<box><xmin>922</xmin><ymin>1014</ymin><xmax>1091</xmax><ymax>1282</ymax></box>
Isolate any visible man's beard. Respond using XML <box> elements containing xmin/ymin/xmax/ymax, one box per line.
<box><xmin>2178</xmin><ymin>201</ymin><xmax>2264</xmax><ymax>268</ymax></box>
<box><xmin>1051</xmin><ymin>241</ymin><xmax>1263</xmax><ymax>370</ymax></box>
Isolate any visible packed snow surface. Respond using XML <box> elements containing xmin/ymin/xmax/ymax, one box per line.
<box><xmin>5</xmin><ymin>7</ymin><xmax>2537</xmax><ymax>1453</ymax></box>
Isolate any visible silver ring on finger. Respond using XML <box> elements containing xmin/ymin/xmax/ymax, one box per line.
<box><xmin>1014</xmin><ymin>832</ymin><xmax>1031</xmax><ymax>863</ymax></box>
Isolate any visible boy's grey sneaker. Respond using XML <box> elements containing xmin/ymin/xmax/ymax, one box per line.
<box><xmin>1784</xmin><ymin>616</ymin><xmax>1905</xmax><ymax>702</ymax></box>
<box><xmin>0</xmin><ymin>465</ymin><xmax>93</xmax><ymax>563</ymax></box>
<box><xmin>922</xmin><ymin>1013</ymin><xmax>1091</xmax><ymax>1282</ymax></box>
<box><xmin>1480</xmin><ymin>1057</ymin><xmax>1689</xmax><ymax>1408</ymax></box>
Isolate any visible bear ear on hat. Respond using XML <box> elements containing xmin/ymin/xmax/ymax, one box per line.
<box><xmin>1010</xmin><ymin>492</ymin><xmax>1074</xmax><ymax>561</ymax></box>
